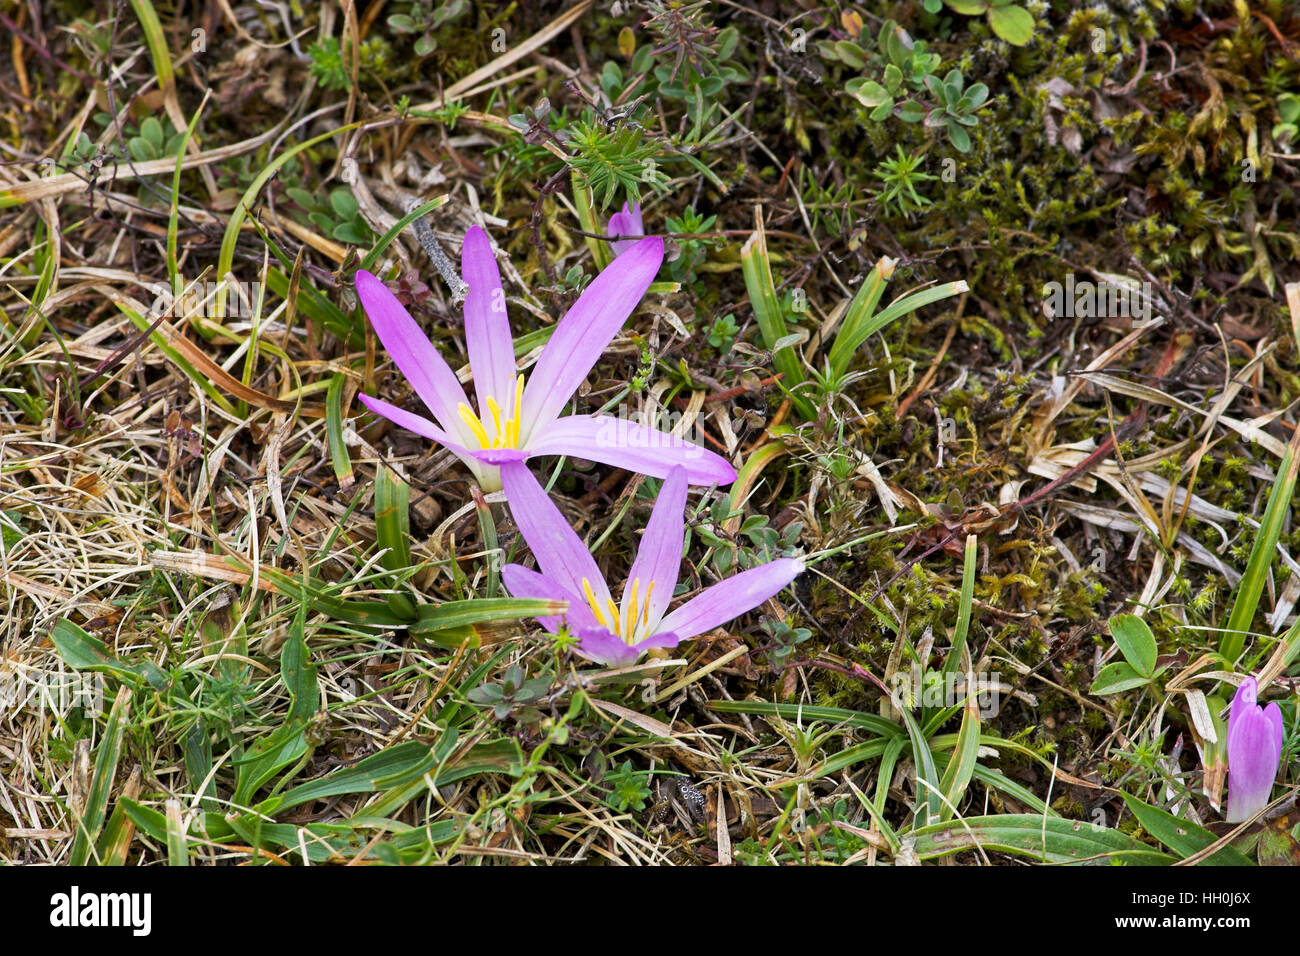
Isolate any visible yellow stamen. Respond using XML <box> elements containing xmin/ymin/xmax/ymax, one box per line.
<box><xmin>605</xmin><ymin>597</ymin><xmax>621</xmax><ymax>631</ymax></box>
<box><xmin>486</xmin><ymin>396</ymin><xmax>504</xmax><ymax>447</ymax></box>
<box><xmin>510</xmin><ymin>374</ymin><xmax>525</xmax><ymax>446</ymax></box>
<box><xmin>458</xmin><ymin>374</ymin><xmax>528</xmax><ymax>450</ymax></box>
<box><xmin>625</xmin><ymin>579</ymin><xmax>639</xmax><ymax>640</ymax></box>
<box><xmin>458</xmin><ymin>404</ymin><xmax>490</xmax><ymax>447</ymax></box>
<box><xmin>583</xmin><ymin>578</ymin><xmax>610</xmax><ymax>631</ymax></box>
<box><xmin>641</xmin><ymin>581</ymin><xmax>656</xmax><ymax>627</ymax></box>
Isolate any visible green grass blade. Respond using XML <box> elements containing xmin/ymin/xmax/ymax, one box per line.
<box><xmin>830</xmin><ymin>274</ymin><xmax>968</xmax><ymax>379</ymax></box>
<box><xmin>215</xmin><ymin>122</ymin><xmax>360</xmax><ymax>328</ymax></box>
<box><xmin>1120</xmin><ymin>793</ymin><xmax>1253</xmax><ymax>865</ymax></box>
<box><xmin>910</xmin><ymin>814</ymin><xmax>1174</xmax><ymax>864</ymax></box>
<box><xmin>571</xmin><ymin>169</ymin><xmax>611</xmax><ymax>271</ymax></box>
<box><xmin>937</xmin><ymin>684</ymin><xmax>981</xmax><ymax>822</ymax></box>
<box><xmin>325</xmin><ymin>373</ymin><xmax>354</xmax><ymax>492</ymax></box>
<box><xmin>942</xmin><ymin>533</ymin><xmax>978</xmax><ymax>680</ymax></box>
<box><xmin>167</xmin><ymin>93</ymin><xmax>209</xmax><ymax>282</ymax></box>
<box><xmin>69</xmin><ymin>686</ymin><xmax>132</xmax><ymax>865</ymax></box>
<box><xmin>740</xmin><ymin>215</ymin><xmax>814</xmax><ymax>420</ymax></box>
<box><xmin>410</xmin><ymin>597</ymin><xmax>567</xmax><ymax>648</ymax></box>
<box><xmin>374</xmin><ymin>466</ymin><xmax>417</xmax><ymax>618</ymax></box>
<box><xmin>895</xmin><ymin>700</ymin><xmax>943</xmax><ymax>826</ymax></box>
<box><xmin>1220</xmin><ymin>430</ymin><xmax>1300</xmax><ymax>662</ymax></box>
<box><xmin>165</xmin><ymin>799</ymin><xmax>190</xmax><ymax>866</ymax></box>
<box><xmin>128</xmin><ymin>0</ymin><xmax>174</xmax><ymax>91</ymax></box>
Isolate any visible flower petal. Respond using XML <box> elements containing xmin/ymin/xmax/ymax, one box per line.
<box><xmin>607</xmin><ymin>201</ymin><xmax>644</xmax><ymax>257</ymax></box>
<box><xmin>357</xmin><ymin>392</ymin><xmax>485</xmax><ymax>480</ymax></box>
<box><xmin>1226</xmin><ymin>676</ymin><xmax>1284</xmax><ymax>823</ymax></box>
<box><xmin>657</xmin><ymin>557</ymin><xmax>804</xmax><ymax>641</ymax></box>
<box><xmin>501</xmin><ymin>563</ymin><xmax>595</xmax><ymax>633</ymax></box>
<box><xmin>521</xmin><ymin>236</ymin><xmax>664</xmax><ymax>430</ymax></box>
<box><xmin>574</xmin><ymin>626</ymin><xmax>681</xmax><ymax>667</ymax></box>
<box><xmin>528</xmin><ymin>414</ymin><xmax>736</xmax><ymax>486</ymax></box>
<box><xmin>499</xmin><ymin>460</ymin><xmax>611</xmax><ymax>606</ymax></box>
<box><xmin>355</xmin><ymin>270</ymin><xmax>474</xmax><ymax>442</ymax></box>
<box><xmin>461</xmin><ymin>226</ymin><xmax>517</xmax><ymax>417</ymax></box>
<box><xmin>468</xmin><ymin>447</ymin><xmax>530</xmax><ymax>466</ymax></box>
<box><xmin>624</xmin><ymin>465</ymin><xmax>687</xmax><ymax>630</ymax></box>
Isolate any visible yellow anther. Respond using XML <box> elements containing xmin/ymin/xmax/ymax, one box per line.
<box><xmin>510</xmin><ymin>374</ymin><xmax>524</xmax><ymax>445</ymax></box>
<box><xmin>460</xmin><ymin>374</ymin><xmax>528</xmax><ymax>450</ymax></box>
<box><xmin>458</xmin><ymin>404</ymin><xmax>490</xmax><ymax>448</ymax></box>
<box><xmin>583</xmin><ymin>578</ymin><xmax>610</xmax><ymax>631</ymax></box>
<box><xmin>641</xmin><ymin>580</ymin><xmax>656</xmax><ymax>627</ymax></box>
<box><xmin>625</xmin><ymin>579</ymin><xmax>640</xmax><ymax>640</ymax></box>
<box><xmin>486</xmin><ymin>397</ymin><xmax>504</xmax><ymax>446</ymax></box>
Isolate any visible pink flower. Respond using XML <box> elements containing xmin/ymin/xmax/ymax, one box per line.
<box><xmin>355</xmin><ymin>226</ymin><xmax>734</xmax><ymax>492</ymax></box>
<box><xmin>1226</xmin><ymin>676</ymin><xmax>1284</xmax><ymax>823</ymax></box>
<box><xmin>499</xmin><ymin>461</ymin><xmax>803</xmax><ymax>667</ymax></box>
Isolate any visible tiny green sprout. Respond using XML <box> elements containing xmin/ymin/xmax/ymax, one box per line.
<box><xmin>1190</xmin><ymin>582</ymin><xmax>1218</xmax><ymax>615</ymax></box>
<box><xmin>126</xmin><ymin>117</ymin><xmax>187</xmax><ymax>163</ymax></box>
<box><xmin>562</xmin><ymin>262</ymin><xmax>592</xmax><ymax>295</ymax></box>
<box><xmin>308</xmin><ymin>37</ymin><xmax>351</xmax><ymax>91</ymax></box>
<box><xmin>1274</xmin><ymin>92</ymin><xmax>1300</xmax><ymax>145</ymax></box>
<box><xmin>917</xmin><ymin>69</ymin><xmax>990</xmax><ymax>154</ymax></box>
<box><xmin>287</xmin><ymin>186</ymin><xmax>372</xmax><ymax>246</ymax></box>
<box><xmin>551</xmin><ymin>624</ymin><xmax>580</xmax><ymax>655</ymax></box>
<box><xmin>568</xmin><ymin>122</ymin><xmax>667</xmax><ymax>208</ymax></box>
<box><xmin>629</xmin><ymin>337</ymin><xmax>654</xmax><ymax>394</ymax></box>
<box><xmin>387</xmin><ymin>0</ymin><xmax>468</xmax><ymax>56</ymax></box>
<box><xmin>875</xmin><ymin>145</ymin><xmax>937</xmax><ymax>213</ymax></box>
<box><xmin>665</xmin><ymin>207</ymin><xmax>721</xmax><ymax>286</ymax></box>
<box><xmin>604</xmin><ymin>760</ymin><xmax>653</xmax><ymax>813</ymax></box>
<box><xmin>466</xmin><ymin>664</ymin><xmax>550</xmax><ymax>721</ymax></box>
<box><xmin>761</xmin><ymin>618</ymin><xmax>813</xmax><ymax>674</ymax></box>
<box><xmin>806</xmin><ymin>359</ymin><xmax>866</xmax><ymax>410</ymax></box>
<box><xmin>707</xmin><ymin>314</ymin><xmax>739</xmax><ymax>350</ymax></box>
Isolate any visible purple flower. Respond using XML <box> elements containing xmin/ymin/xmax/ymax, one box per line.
<box><xmin>606</xmin><ymin>201</ymin><xmax>644</xmax><ymax>257</ymax></box>
<box><xmin>355</xmin><ymin>226</ymin><xmax>735</xmax><ymax>492</ymax></box>
<box><xmin>1226</xmin><ymin>676</ymin><xmax>1284</xmax><ymax>823</ymax></box>
<box><xmin>499</xmin><ymin>460</ymin><xmax>803</xmax><ymax>667</ymax></box>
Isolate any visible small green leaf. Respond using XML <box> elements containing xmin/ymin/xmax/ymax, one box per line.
<box><xmin>897</xmin><ymin>101</ymin><xmax>927</xmax><ymax>123</ymax></box>
<box><xmin>1110</xmin><ymin>614</ymin><xmax>1158</xmax><ymax>677</ymax></box>
<box><xmin>834</xmin><ymin>40</ymin><xmax>865</xmax><ymax>70</ymax></box>
<box><xmin>329</xmin><ymin>188</ymin><xmax>359</xmax><ymax>219</ymax></box>
<box><xmin>987</xmin><ymin>4</ymin><xmax>1035</xmax><ymax>45</ymax></box>
<box><xmin>140</xmin><ymin>116</ymin><xmax>164</xmax><ymax>148</ymax></box>
<box><xmin>1089</xmin><ymin>661</ymin><xmax>1150</xmax><ymax>695</ymax></box>
<box><xmin>851</xmin><ymin>80</ymin><xmax>891</xmax><ymax>108</ymax></box>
